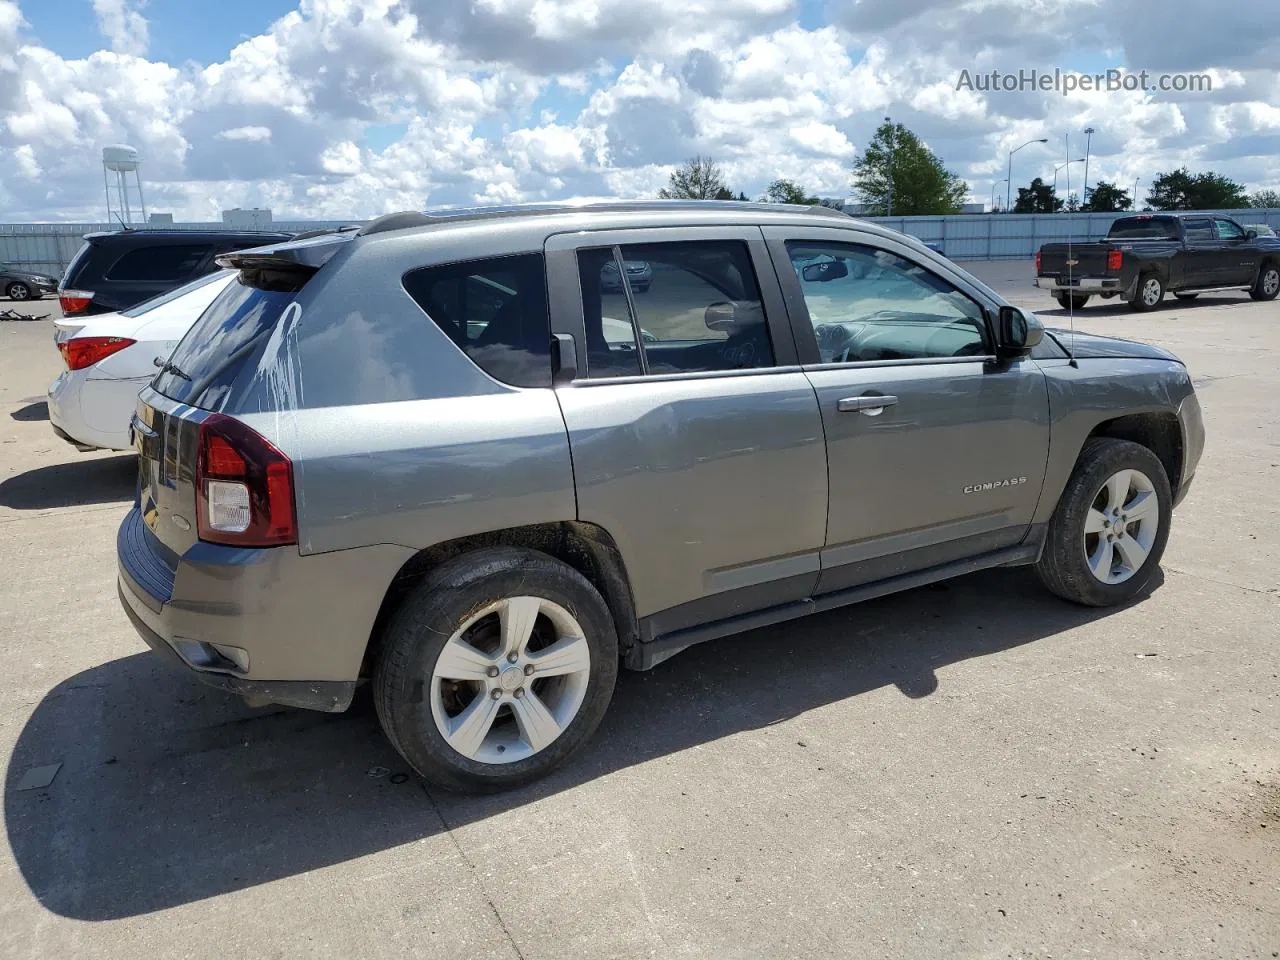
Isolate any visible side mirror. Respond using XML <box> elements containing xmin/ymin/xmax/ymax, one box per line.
<box><xmin>705</xmin><ymin>301</ymin><xmax>737</xmax><ymax>332</ymax></box>
<box><xmin>996</xmin><ymin>305</ymin><xmax>1043</xmax><ymax>358</ymax></box>
<box><xmin>1245</xmin><ymin>229</ymin><xmax>1258</xmax><ymax>240</ymax></box>
<box><xmin>705</xmin><ymin>300</ymin><xmax>765</xmax><ymax>333</ymax></box>
<box><xmin>801</xmin><ymin>259</ymin><xmax>849</xmax><ymax>283</ymax></box>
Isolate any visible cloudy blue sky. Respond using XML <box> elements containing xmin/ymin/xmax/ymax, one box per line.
<box><xmin>1</xmin><ymin>0</ymin><xmax>1278</xmax><ymax>221</ymax></box>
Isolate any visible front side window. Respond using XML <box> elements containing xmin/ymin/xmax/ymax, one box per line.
<box><xmin>1214</xmin><ymin>218</ymin><xmax>1244</xmax><ymax>241</ymax></box>
<box><xmin>403</xmin><ymin>253</ymin><xmax>551</xmax><ymax>388</ymax></box>
<box><xmin>578</xmin><ymin>239</ymin><xmax>774</xmax><ymax>378</ymax></box>
<box><xmin>785</xmin><ymin>241</ymin><xmax>989</xmax><ymax>363</ymax></box>
<box><xmin>106</xmin><ymin>244</ymin><xmax>212</xmax><ymax>283</ymax></box>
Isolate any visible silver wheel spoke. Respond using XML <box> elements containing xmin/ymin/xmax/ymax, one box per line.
<box><xmin>1089</xmin><ymin>539</ymin><xmax>1115</xmax><ymax>580</ymax></box>
<box><xmin>511</xmin><ymin>690</ymin><xmax>562</xmax><ymax>753</ymax></box>
<box><xmin>1124</xmin><ymin>490</ymin><xmax>1158</xmax><ymax>523</ymax></box>
<box><xmin>1114</xmin><ymin>534</ymin><xmax>1149</xmax><ymax>572</ymax></box>
<box><xmin>435</xmin><ymin>638</ymin><xmax>497</xmax><ymax>681</ymax></box>
<box><xmin>446</xmin><ymin>693</ymin><xmax>502</xmax><ymax>759</ymax></box>
<box><xmin>499</xmin><ymin>596</ymin><xmax>541</xmax><ymax>658</ymax></box>
<box><xmin>1084</xmin><ymin>508</ymin><xmax>1108</xmax><ymax>534</ymax></box>
<box><xmin>1104</xmin><ymin>470</ymin><xmax>1131</xmax><ymax>511</ymax></box>
<box><xmin>527</xmin><ymin>634</ymin><xmax>590</xmax><ymax>678</ymax></box>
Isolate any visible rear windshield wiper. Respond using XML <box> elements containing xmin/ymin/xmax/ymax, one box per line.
<box><xmin>153</xmin><ymin>356</ymin><xmax>191</xmax><ymax>380</ymax></box>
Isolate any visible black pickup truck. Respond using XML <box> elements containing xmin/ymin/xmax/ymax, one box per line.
<box><xmin>1035</xmin><ymin>213</ymin><xmax>1280</xmax><ymax>312</ymax></box>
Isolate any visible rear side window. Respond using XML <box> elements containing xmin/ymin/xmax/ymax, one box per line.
<box><xmin>1107</xmin><ymin>218</ymin><xmax>1178</xmax><ymax>240</ymax></box>
<box><xmin>107</xmin><ymin>244</ymin><xmax>212</xmax><ymax>283</ymax></box>
<box><xmin>403</xmin><ymin>254</ymin><xmax>551</xmax><ymax>388</ymax></box>
<box><xmin>152</xmin><ymin>276</ymin><xmax>297</xmax><ymax>408</ymax></box>
<box><xmin>1183</xmin><ymin>219</ymin><xmax>1213</xmax><ymax>242</ymax></box>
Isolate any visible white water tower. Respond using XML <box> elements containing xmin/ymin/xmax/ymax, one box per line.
<box><xmin>102</xmin><ymin>144</ymin><xmax>148</xmax><ymax>225</ymax></box>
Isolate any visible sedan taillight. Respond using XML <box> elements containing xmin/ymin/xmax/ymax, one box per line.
<box><xmin>58</xmin><ymin>290</ymin><xmax>94</xmax><ymax>314</ymax></box>
<box><xmin>58</xmin><ymin>336</ymin><xmax>135</xmax><ymax>371</ymax></box>
<box><xmin>196</xmin><ymin>414</ymin><xmax>297</xmax><ymax>547</ymax></box>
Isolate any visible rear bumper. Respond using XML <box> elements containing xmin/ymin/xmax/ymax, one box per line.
<box><xmin>46</xmin><ymin>369</ymin><xmax>135</xmax><ymax>451</ymax></box>
<box><xmin>1035</xmin><ymin>276</ymin><xmax>1124</xmax><ymax>295</ymax></box>
<box><xmin>115</xmin><ymin>506</ymin><xmax>413</xmax><ymax>712</ymax></box>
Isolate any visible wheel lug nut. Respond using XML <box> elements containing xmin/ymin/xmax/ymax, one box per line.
<box><xmin>513</xmin><ymin>688</ymin><xmax>524</xmax><ymax>699</ymax></box>
<box><xmin>523</xmin><ymin>664</ymin><xmax>534</xmax><ymax>676</ymax></box>
<box><xmin>507</xmin><ymin>653</ymin><xmax>519</xmax><ymax>664</ymax></box>
<box><xmin>486</xmin><ymin>666</ymin><xmax>499</xmax><ymax>678</ymax></box>
<box><xmin>490</xmin><ymin>689</ymin><xmax>502</xmax><ymax>700</ymax></box>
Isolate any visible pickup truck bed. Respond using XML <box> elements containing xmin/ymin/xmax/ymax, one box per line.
<box><xmin>1035</xmin><ymin>214</ymin><xmax>1280</xmax><ymax>312</ymax></box>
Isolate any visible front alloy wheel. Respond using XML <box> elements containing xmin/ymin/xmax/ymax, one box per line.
<box><xmin>1252</xmin><ymin>265</ymin><xmax>1280</xmax><ymax>301</ymax></box>
<box><xmin>1082</xmin><ymin>469</ymin><xmax>1160</xmax><ymax>585</ymax></box>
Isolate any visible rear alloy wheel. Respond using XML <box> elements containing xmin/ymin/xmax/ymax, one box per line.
<box><xmin>1056</xmin><ymin>292</ymin><xmax>1090</xmax><ymax>310</ymax></box>
<box><xmin>1035</xmin><ymin>438</ymin><xmax>1172</xmax><ymax>606</ymax></box>
<box><xmin>1251</xmin><ymin>264</ymin><xmax>1280</xmax><ymax>301</ymax></box>
<box><xmin>374</xmin><ymin>547</ymin><xmax>618</xmax><ymax>792</ymax></box>
<box><xmin>1131</xmin><ymin>273</ymin><xmax>1164</xmax><ymax>312</ymax></box>
<box><xmin>6</xmin><ymin>281</ymin><xmax>32</xmax><ymax>301</ymax></box>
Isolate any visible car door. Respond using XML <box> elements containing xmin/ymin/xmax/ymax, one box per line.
<box><xmin>1212</xmin><ymin>218</ymin><xmax>1260</xmax><ymax>286</ymax></box>
<box><xmin>545</xmin><ymin>227</ymin><xmax>829</xmax><ymax>637</ymax></box>
<box><xmin>1177</xmin><ymin>218</ymin><xmax>1217</xmax><ymax>288</ymax></box>
<box><xmin>763</xmin><ymin>225</ymin><xmax>1050</xmax><ymax>595</ymax></box>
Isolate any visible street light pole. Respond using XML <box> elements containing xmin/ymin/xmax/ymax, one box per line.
<box><xmin>885</xmin><ymin>116</ymin><xmax>894</xmax><ymax>217</ymax></box>
<box><xmin>1007</xmin><ymin>137</ymin><xmax>1049</xmax><ymax>211</ymax></box>
<box><xmin>1133</xmin><ymin>177</ymin><xmax>1141</xmax><ymax>210</ymax></box>
<box><xmin>1082</xmin><ymin>126</ymin><xmax>1096</xmax><ymax>207</ymax></box>
<box><xmin>1052</xmin><ymin>158</ymin><xmax>1087</xmax><ymax>204</ymax></box>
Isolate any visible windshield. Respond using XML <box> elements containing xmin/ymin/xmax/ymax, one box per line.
<box><xmin>121</xmin><ymin>269</ymin><xmax>233</xmax><ymax>318</ymax></box>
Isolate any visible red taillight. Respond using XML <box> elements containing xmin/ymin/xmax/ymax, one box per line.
<box><xmin>195</xmin><ymin>414</ymin><xmax>297</xmax><ymax>547</ymax></box>
<box><xmin>1107</xmin><ymin>250</ymin><xmax>1123</xmax><ymax>272</ymax></box>
<box><xmin>58</xmin><ymin>336</ymin><xmax>135</xmax><ymax>371</ymax></box>
<box><xmin>58</xmin><ymin>290</ymin><xmax>94</xmax><ymax>315</ymax></box>
<box><xmin>1035</xmin><ymin>251</ymin><xmax>1042</xmax><ymax>273</ymax></box>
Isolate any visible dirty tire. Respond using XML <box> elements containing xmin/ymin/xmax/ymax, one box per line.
<box><xmin>6</xmin><ymin>281</ymin><xmax>32</xmax><ymax>301</ymax></box>
<box><xmin>1250</xmin><ymin>262</ymin><xmax>1280</xmax><ymax>301</ymax></box>
<box><xmin>1036</xmin><ymin>438</ymin><xmax>1172</xmax><ymax>607</ymax></box>
<box><xmin>1130</xmin><ymin>272</ymin><xmax>1164</xmax><ymax>312</ymax></box>
<box><xmin>374</xmin><ymin>547</ymin><xmax>618</xmax><ymax>793</ymax></box>
<box><xmin>1056</xmin><ymin>292</ymin><xmax>1090</xmax><ymax>310</ymax></box>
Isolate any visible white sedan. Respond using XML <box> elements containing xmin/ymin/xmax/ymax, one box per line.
<box><xmin>48</xmin><ymin>270</ymin><xmax>236</xmax><ymax>451</ymax></box>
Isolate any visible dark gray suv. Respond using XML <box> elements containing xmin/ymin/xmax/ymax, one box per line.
<box><xmin>116</xmin><ymin>202</ymin><xmax>1204</xmax><ymax>791</ymax></box>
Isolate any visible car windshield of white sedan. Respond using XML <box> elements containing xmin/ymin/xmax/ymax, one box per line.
<box><xmin>120</xmin><ymin>269</ymin><xmax>234</xmax><ymax>318</ymax></box>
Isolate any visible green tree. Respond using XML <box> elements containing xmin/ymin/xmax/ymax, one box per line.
<box><xmin>1064</xmin><ymin>192</ymin><xmax>1081</xmax><ymax>212</ymax></box>
<box><xmin>1147</xmin><ymin>167</ymin><xmax>1249</xmax><ymax>210</ymax></box>
<box><xmin>1013</xmin><ymin>177</ymin><xmax>1063</xmax><ymax>213</ymax></box>
<box><xmin>1082</xmin><ymin>180</ymin><xmax>1132</xmax><ymax>213</ymax></box>
<box><xmin>658</xmin><ymin>155</ymin><xmax>728</xmax><ymax>200</ymax></box>
<box><xmin>852</xmin><ymin>121</ymin><xmax>968</xmax><ymax>216</ymax></box>
<box><xmin>763</xmin><ymin>178</ymin><xmax>818</xmax><ymax>205</ymax></box>
<box><xmin>1249</xmin><ymin>189</ymin><xmax>1280</xmax><ymax>208</ymax></box>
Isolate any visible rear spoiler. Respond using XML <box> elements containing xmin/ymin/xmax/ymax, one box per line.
<box><xmin>214</xmin><ymin>230</ymin><xmax>355</xmax><ymax>272</ymax></box>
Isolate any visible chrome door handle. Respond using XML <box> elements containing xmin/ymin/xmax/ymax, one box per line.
<box><xmin>837</xmin><ymin>395</ymin><xmax>898</xmax><ymax>415</ymax></box>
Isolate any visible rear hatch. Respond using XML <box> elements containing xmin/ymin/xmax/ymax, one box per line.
<box><xmin>1037</xmin><ymin>243</ymin><xmax>1114</xmax><ymax>282</ymax></box>
<box><xmin>130</xmin><ymin>234</ymin><xmax>349</xmax><ymax>565</ymax></box>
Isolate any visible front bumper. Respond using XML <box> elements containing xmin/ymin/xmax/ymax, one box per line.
<box><xmin>115</xmin><ymin>506</ymin><xmax>412</xmax><ymax>712</ymax></box>
<box><xmin>1174</xmin><ymin>391</ymin><xmax>1205</xmax><ymax>507</ymax></box>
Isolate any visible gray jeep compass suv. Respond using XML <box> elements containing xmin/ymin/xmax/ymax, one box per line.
<box><xmin>117</xmin><ymin>202</ymin><xmax>1204</xmax><ymax>791</ymax></box>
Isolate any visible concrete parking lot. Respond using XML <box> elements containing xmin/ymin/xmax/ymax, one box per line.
<box><xmin>1</xmin><ymin>268</ymin><xmax>1277</xmax><ymax>959</ymax></box>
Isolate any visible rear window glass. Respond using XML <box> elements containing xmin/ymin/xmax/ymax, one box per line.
<box><xmin>1107</xmin><ymin>218</ymin><xmax>1178</xmax><ymax>240</ymax></box>
<box><xmin>152</xmin><ymin>276</ymin><xmax>296</xmax><ymax>408</ymax></box>
<box><xmin>1183</xmin><ymin>219</ymin><xmax>1213</xmax><ymax>242</ymax></box>
<box><xmin>107</xmin><ymin>244</ymin><xmax>212</xmax><ymax>282</ymax></box>
<box><xmin>402</xmin><ymin>253</ymin><xmax>551</xmax><ymax>388</ymax></box>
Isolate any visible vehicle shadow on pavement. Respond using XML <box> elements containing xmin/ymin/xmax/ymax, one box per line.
<box><xmin>9</xmin><ymin>400</ymin><xmax>48</xmax><ymax>422</ymax></box>
<box><xmin>5</xmin><ymin>567</ymin><xmax>1160</xmax><ymax>920</ymax></box>
<box><xmin>1039</xmin><ymin>295</ymin><xmax>1246</xmax><ymax>319</ymax></box>
<box><xmin>0</xmin><ymin>455</ymin><xmax>134</xmax><ymax>510</ymax></box>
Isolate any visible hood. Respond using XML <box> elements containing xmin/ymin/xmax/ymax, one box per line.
<box><xmin>1047</xmin><ymin>328</ymin><xmax>1179</xmax><ymax>363</ymax></box>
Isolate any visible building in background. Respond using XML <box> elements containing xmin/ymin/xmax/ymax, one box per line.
<box><xmin>222</xmin><ymin>208</ymin><xmax>274</xmax><ymax>229</ymax></box>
